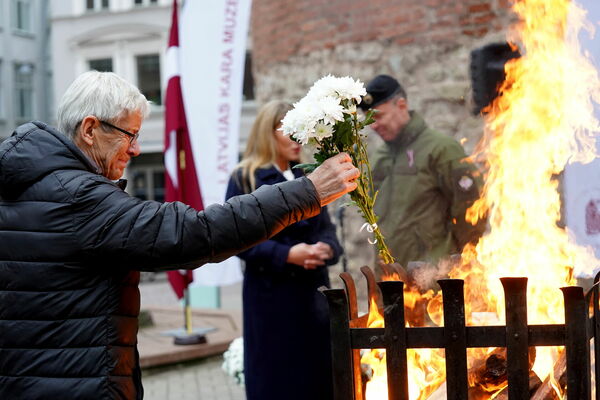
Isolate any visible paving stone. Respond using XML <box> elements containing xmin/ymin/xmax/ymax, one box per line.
<box><xmin>140</xmin><ymin>279</ymin><xmax>245</xmax><ymax>399</ymax></box>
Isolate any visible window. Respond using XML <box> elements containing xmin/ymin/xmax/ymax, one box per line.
<box><xmin>89</xmin><ymin>58</ymin><xmax>113</xmax><ymax>72</ymax></box>
<box><xmin>86</xmin><ymin>0</ymin><xmax>109</xmax><ymax>11</ymax></box>
<box><xmin>136</xmin><ymin>54</ymin><xmax>161</xmax><ymax>105</ymax></box>
<box><xmin>243</xmin><ymin>52</ymin><xmax>255</xmax><ymax>101</ymax></box>
<box><xmin>134</xmin><ymin>0</ymin><xmax>158</xmax><ymax>6</ymax></box>
<box><xmin>132</xmin><ymin>171</ymin><xmax>148</xmax><ymax>200</ymax></box>
<box><xmin>129</xmin><ymin>153</ymin><xmax>165</xmax><ymax>201</ymax></box>
<box><xmin>131</xmin><ymin>169</ymin><xmax>165</xmax><ymax>201</ymax></box>
<box><xmin>13</xmin><ymin>0</ymin><xmax>32</xmax><ymax>33</ymax></box>
<box><xmin>14</xmin><ymin>63</ymin><xmax>34</xmax><ymax>121</ymax></box>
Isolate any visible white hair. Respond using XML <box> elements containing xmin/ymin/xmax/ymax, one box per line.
<box><xmin>57</xmin><ymin>71</ymin><xmax>151</xmax><ymax>139</ymax></box>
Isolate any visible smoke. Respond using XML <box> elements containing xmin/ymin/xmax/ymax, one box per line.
<box><xmin>407</xmin><ymin>254</ymin><xmax>461</xmax><ymax>291</ymax></box>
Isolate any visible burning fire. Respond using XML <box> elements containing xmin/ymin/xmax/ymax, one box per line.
<box><xmin>361</xmin><ymin>0</ymin><xmax>600</xmax><ymax>398</ymax></box>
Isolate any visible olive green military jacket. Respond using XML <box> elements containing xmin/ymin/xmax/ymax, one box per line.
<box><xmin>371</xmin><ymin>112</ymin><xmax>483</xmax><ymax>267</ymax></box>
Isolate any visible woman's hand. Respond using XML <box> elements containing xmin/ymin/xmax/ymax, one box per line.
<box><xmin>287</xmin><ymin>242</ymin><xmax>334</xmax><ymax>270</ymax></box>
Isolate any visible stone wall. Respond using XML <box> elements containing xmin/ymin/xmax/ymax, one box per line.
<box><xmin>250</xmin><ymin>0</ymin><xmax>515</xmax><ymax>309</ymax></box>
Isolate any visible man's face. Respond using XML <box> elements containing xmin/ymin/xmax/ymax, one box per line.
<box><xmin>88</xmin><ymin>111</ymin><xmax>142</xmax><ymax>180</ymax></box>
<box><xmin>370</xmin><ymin>97</ymin><xmax>411</xmax><ymax>143</ymax></box>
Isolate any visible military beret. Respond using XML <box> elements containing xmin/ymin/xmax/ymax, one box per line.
<box><xmin>359</xmin><ymin>74</ymin><xmax>407</xmax><ymax>111</ymax></box>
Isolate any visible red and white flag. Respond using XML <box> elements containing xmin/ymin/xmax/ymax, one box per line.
<box><xmin>164</xmin><ymin>0</ymin><xmax>201</xmax><ymax>299</ymax></box>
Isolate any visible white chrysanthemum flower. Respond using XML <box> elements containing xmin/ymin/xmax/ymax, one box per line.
<box><xmin>334</xmin><ymin>76</ymin><xmax>367</xmax><ymax>103</ymax></box>
<box><xmin>306</xmin><ymin>74</ymin><xmax>338</xmax><ymax>99</ymax></box>
<box><xmin>346</xmin><ymin>103</ymin><xmax>357</xmax><ymax>114</ymax></box>
<box><xmin>281</xmin><ymin>98</ymin><xmax>323</xmax><ymax>144</ymax></box>
<box><xmin>222</xmin><ymin>336</ymin><xmax>245</xmax><ymax>385</ymax></box>
<box><xmin>306</xmin><ymin>74</ymin><xmax>366</xmax><ymax>103</ymax></box>
<box><xmin>292</xmin><ymin>129</ymin><xmax>311</xmax><ymax>145</ymax></box>
<box><xmin>314</xmin><ymin>123</ymin><xmax>334</xmax><ymax>140</ymax></box>
<box><xmin>295</xmin><ymin>97</ymin><xmax>324</xmax><ymax>122</ymax></box>
<box><xmin>317</xmin><ymin>96</ymin><xmax>345</xmax><ymax>126</ymax></box>
<box><xmin>281</xmin><ymin>75</ymin><xmax>367</xmax><ymax>146</ymax></box>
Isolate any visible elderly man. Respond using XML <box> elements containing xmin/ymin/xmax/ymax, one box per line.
<box><xmin>359</xmin><ymin>74</ymin><xmax>485</xmax><ymax>268</ymax></box>
<box><xmin>0</xmin><ymin>71</ymin><xmax>359</xmax><ymax>399</ymax></box>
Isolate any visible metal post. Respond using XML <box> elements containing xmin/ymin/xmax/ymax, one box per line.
<box><xmin>439</xmin><ymin>279</ymin><xmax>468</xmax><ymax>399</ymax></box>
<box><xmin>184</xmin><ymin>286</ymin><xmax>191</xmax><ymax>333</ymax></box>
<box><xmin>562</xmin><ymin>286</ymin><xmax>591</xmax><ymax>400</ymax></box>
<box><xmin>339</xmin><ymin>272</ymin><xmax>363</xmax><ymax>400</ymax></box>
<box><xmin>501</xmin><ymin>277</ymin><xmax>530</xmax><ymax>400</ymax></box>
<box><xmin>379</xmin><ymin>281</ymin><xmax>409</xmax><ymax>400</ymax></box>
<box><xmin>323</xmin><ymin>288</ymin><xmax>356</xmax><ymax>400</ymax></box>
<box><xmin>593</xmin><ymin>272</ymin><xmax>600</xmax><ymax>399</ymax></box>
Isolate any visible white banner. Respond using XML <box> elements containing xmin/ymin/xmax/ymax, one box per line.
<box><xmin>564</xmin><ymin>0</ymin><xmax>600</xmax><ymax>266</ymax></box>
<box><xmin>180</xmin><ymin>0</ymin><xmax>252</xmax><ymax>286</ymax></box>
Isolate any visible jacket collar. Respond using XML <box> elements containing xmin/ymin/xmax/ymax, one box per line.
<box><xmin>388</xmin><ymin>111</ymin><xmax>427</xmax><ymax>150</ymax></box>
<box><xmin>256</xmin><ymin>162</ymin><xmax>303</xmax><ymax>181</ymax></box>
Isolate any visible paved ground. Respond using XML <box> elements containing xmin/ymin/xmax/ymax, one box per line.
<box><xmin>142</xmin><ymin>356</ymin><xmax>245</xmax><ymax>400</ymax></box>
<box><xmin>139</xmin><ymin>273</ymin><xmax>246</xmax><ymax>400</ymax></box>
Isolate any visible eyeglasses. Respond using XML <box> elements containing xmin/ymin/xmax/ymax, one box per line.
<box><xmin>99</xmin><ymin>120</ymin><xmax>139</xmax><ymax>145</ymax></box>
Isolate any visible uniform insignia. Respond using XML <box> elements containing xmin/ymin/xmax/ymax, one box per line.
<box><xmin>407</xmin><ymin>149</ymin><xmax>414</xmax><ymax>167</ymax></box>
<box><xmin>363</xmin><ymin>94</ymin><xmax>373</xmax><ymax>105</ymax></box>
<box><xmin>458</xmin><ymin>175</ymin><xmax>474</xmax><ymax>191</ymax></box>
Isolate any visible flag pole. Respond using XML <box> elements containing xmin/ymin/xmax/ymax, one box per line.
<box><xmin>172</xmin><ymin>283</ymin><xmax>208</xmax><ymax>345</ymax></box>
<box><xmin>184</xmin><ymin>286</ymin><xmax>192</xmax><ymax>334</ymax></box>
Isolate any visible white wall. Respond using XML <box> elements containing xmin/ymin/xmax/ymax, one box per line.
<box><xmin>564</xmin><ymin>0</ymin><xmax>600</xmax><ymax>263</ymax></box>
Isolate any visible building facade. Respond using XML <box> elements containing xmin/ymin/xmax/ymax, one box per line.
<box><xmin>0</xmin><ymin>0</ymin><xmax>52</xmax><ymax>140</ymax></box>
<box><xmin>50</xmin><ymin>0</ymin><xmax>256</xmax><ymax>202</ymax></box>
<box><xmin>51</xmin><ymin>0</ymin><xmax>173</xmax><ymax>201</ymax></box>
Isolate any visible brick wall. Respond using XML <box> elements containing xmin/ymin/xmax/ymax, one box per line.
<box><xmin>252</xmin><ymin>0</ymin><xmax>513</xmax><ymax>71</ymax></box>
<box><xmin>249</xmin><ymin>0</ymin><xmax>514</xmax><ymax>308</ymax></box>
<box><xmin>250</xmin><ymin>1</ymin><xmax>514</xmax><ymax>145</ymax></box>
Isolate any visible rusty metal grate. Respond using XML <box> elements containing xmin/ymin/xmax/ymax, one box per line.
<box><xmin>322</xmin><ymin>267</ymin><xmax>600</xmax><ymax>400</ymax></box>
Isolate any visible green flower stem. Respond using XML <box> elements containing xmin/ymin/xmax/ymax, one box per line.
<box><xmin>301</xmin><ymin>102</ymin><xmax>394</xmax><ymax>264</ymax></box>
<box><xmin>348</xmin><ymin>113</ymin><xmax>394</xmax><ymax>265</ymax></box>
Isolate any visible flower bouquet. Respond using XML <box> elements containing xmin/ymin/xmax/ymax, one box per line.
<box><xmin>281</xmin><ymin>75</ymin><xmax>394</xmax><ymax>263</ymax></box>
<box><xmin>222</xmin><ymin>336</ymin><xmax>244</xmax><ymax>386</ymax></box>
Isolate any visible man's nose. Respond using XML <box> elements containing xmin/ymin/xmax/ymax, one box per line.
<box><xmin>128</xmin><ymin>140</ymin><xmax>141</xmax><ymax>157</ymax></box>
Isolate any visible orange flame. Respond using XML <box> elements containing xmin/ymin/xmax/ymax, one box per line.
<box><xmin>462</xmin><ymin>0</ymin><xmax>599</xmax><ymax>386</ymax></box>
<box><xmin>360</xmin><ymin>0</ymin><xmax>600</xmax><ymax>398</ymax></box>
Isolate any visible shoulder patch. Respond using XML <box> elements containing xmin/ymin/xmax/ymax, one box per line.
<box><xmin>458</xmin><ymin>175</ymin><xmax>474</xmax><ymax>191</ymax></box>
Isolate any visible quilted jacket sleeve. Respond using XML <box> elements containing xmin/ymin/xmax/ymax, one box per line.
<box><xmin>72</xmin><ymin>175</ymin><xmax>321</xmax><ymax>271</ymax></box>
<box><xmin>225</xmin><ymin>173</ymin><xmax>293</xmax><ymax>273</ymax></box>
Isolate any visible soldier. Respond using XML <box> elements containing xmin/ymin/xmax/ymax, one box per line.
<box><xmin>360</xmin><ymin>74</ymin><xmax>485</xmax><ymax>269</ymax></box>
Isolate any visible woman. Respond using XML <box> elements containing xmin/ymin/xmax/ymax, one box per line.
<box><xmin>226</xmin><ymin>100</ymin><xmax>341</xmax><ymax>400</ymax></box>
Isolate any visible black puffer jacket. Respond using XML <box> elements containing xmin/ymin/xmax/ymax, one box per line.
<box><xmin>0</xmin><ymin>121</ymin><xmax>321</xmax><ymax>399</ymax></box>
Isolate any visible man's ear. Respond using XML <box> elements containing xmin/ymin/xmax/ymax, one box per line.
<box><xmin>78</xmin><ymin>116</ymin><xmax>99</xmax><ymax>147</ymax></box>
<box><xmin>396</xmin><ymin>97</ymin><xmax>408</xmax><ymax>111</ymax></box>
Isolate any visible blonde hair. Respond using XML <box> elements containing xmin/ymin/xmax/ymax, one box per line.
<box><xmin>235</xmin><ymin>100</ymin><xmax>293</xmax><ymax>192</ymax></box>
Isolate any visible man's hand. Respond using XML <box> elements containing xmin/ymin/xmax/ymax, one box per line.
<box><xmin>307</xmin><ymin>153</ymin><xmax>360</xmax><ymax>206</ymax></box>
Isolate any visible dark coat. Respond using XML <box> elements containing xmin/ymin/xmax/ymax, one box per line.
<box><xmin>0</xmin><ymin>122</ymin><xmax>322</xmax><ymax>400</ymax></box>
<box><xmin>226</xmin><ymin>165</ymin><xmax>341</xmax><ymax>400</ymax></box>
